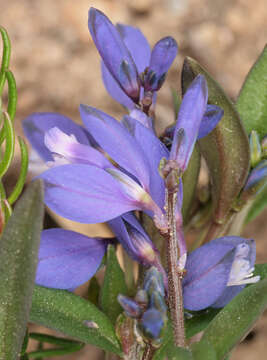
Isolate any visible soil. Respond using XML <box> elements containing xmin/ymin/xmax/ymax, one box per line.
<box><xmin>0</xmin><ymin>1</ymin><xmax>266</xmax><ymax>359</ymax></box>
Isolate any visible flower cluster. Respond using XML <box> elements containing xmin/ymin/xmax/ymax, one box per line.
<box><xmin>23</xmin><ymin>7</ymin><xmax>260</xmax><ymax>311</ymax></box>
<box><xmin>118</xmin><ymin>267</ymin><xmax>167</xmax><ymax>346</ymax></box>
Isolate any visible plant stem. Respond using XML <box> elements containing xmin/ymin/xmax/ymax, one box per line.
<box><xmin>142</xmin><ymin>344</ymin><xmax>156</xmax><ymax>360</ymax></box>
<box><xmin>166</xmin><ymin>189</ymin><xmax>186</xmax><ymax>347</ymax></box>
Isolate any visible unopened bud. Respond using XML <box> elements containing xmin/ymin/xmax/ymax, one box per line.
<box><xmin>118</xmin><ymin>294</ymin><xmax>142</xmax><ymax>318</ymax></box>
<box><xmin>249</xmin><ymin>130</ymin><xmax>262</xmax><ymax>167</ymax></box>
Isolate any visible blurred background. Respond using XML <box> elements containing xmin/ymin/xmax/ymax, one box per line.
<box><xmin>0</xmin><ymin>0</ymin><xmax>267</xmax><ymax>359</ymax></box>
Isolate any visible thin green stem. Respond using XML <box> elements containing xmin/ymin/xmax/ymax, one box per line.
<box><xmin>0</xmin><ymin>111</ymin><xmax>15</xmax><ymax>178</ymax></box>
<box><xmin>0</xmin><ymin>26</ymin><xmax>11</xmax><ymax>95</ymax></box>
<box><xmin>8</xmin><ymin>137</ymin><xmax>28</xmax><ymax>204</ymax></box>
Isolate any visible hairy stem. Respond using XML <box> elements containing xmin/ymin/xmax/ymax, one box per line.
<box><xmin>166</xmin><ymin>189</ymin><xmax>186</xmax><ymax>347</ymax></box>
<box><xmin>142</xmin><ymin>344</ymin><xmax>156</xmax><ymax>360</ymax></box>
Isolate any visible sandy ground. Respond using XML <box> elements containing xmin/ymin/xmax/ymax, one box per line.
<box><xmin>0</xmin><ymin>1</ymin><xmax>267</xmax><ymax>359</ymax></box>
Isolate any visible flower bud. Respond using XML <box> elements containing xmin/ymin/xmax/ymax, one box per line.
<box><xmin>117</xmin><ymin>294</ymin><xmax>142</xmax><ymax>318</ymax></box>
<box><xmin>249</xmin><ymin>130</ymin><xmax>262</xmax><ymax>167</ymax></box>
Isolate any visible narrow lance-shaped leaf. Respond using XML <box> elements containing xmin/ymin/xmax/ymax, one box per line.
<box><xmin>236</xmin><ymin>45</ymin><xmax>267</xmax><ymax>140</ymax></box>
<box><xmin>0</xmin><ymin>180</ymin><xmax>44</xmax><ymax>360</ymax></box>
<box><xmin>0</xmin><ymin>26</ymin><xmax>11</xmax><ymax>95</ymax></box>
<box><xmin>200</xmin><ymin>278</ymin><xmax>267</xmax><ymax>359</ymax></box>
<box><xmin>100</xmin><ymin>244</ymin><xmax>128</xmax><ymax>324</ymax></box>
<box><xmin>182</xmin><ymin>57</ymin><xmax>250</xmax><ymax>228</ymax></box>
<box><xmin>30</xmin><ymin>286</ymin><xmax>122</xmax><ymax>355</ymax></box>
<box><xmin>28</xmin><ymin>333</ymin><xmax>84</xmax><ymax>359</ymax></box>
<box><xmin>8</xmin><ymin>137</ymin><xmax>29</xmax><ymax>205</ymax></box>
<box><xmin>182</xmin><ymin>145</ymin><xmax>201</xmax><ymax>223</ymax></box>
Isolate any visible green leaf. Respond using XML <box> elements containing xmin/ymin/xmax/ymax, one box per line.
<box><xmin>0</xmin><ymin>180</ymin><xmax>44</xmax><ymax>360</ymax></box>
<box><xmin>182</xmin><ymin>145</ymin><xmax>201</xmax><ymax>223</ymax></box>
<box><xmin>0</xmin><ymin>26</ymin><xmax>11</xmax><ymax>95</ymax></box>
<box><xmin>182</xmin><ymin>58</ymin><xmax>250</xmax><ymax>227</ymax></box>
<box><xmin>254</xmin><ymin>263</ymin><xmax>267</xmax><ymax>279</ymax></box>
<box><xmin>245</xmin><ymin>186</ymin><xmax>267</xmax><ymax>223</ymax></box>
<box><xmin>236</xmin><ymin>45</ymin><xmax>267</xmax><ymax>139</ymax></box>
<box><xmin>8</xmin><ymin>137</ymin><xmax>29</xmax><ymax>205</ymax></box>
<box><xmin>0</xmin><ymin>112</ymin><xmax>15</xmax><ymax>178</ymax></box>
<box><xmin>191</xmin><ymin>340</ymin><xmax>217</xmax><ymax>360</ymax></box>
<box><xmin>171</xmin><ymin>88</ymin><xmax>182</xmax><ymax>120</ymax></box>
<box><xmin>100</xmin><ymin>245</ymin><xmax>128</xmax><ymax>324</ymax></box>
<box><xmin>28</xmin><ymin>345</ymin><xmax>84</xmax><ymax>359</ymax></box>
<box><xmin>167</xmin><ymin>345</ymin><xmax>193</xmax><ymax>360</ymax></box>
<box><xmin>87</xmin><ymin>276</ymin><xmax>101</xmax><ymax>306</ymax></box>
<box><xmin>0</xmin><ymin>70</ymin><xmax>17</xmax><ymax>145</ymax></box>
<box><xmin>28</xmin><ymin>333</ymin><xmax>84</xmax><ymax>359</ymax></box>
<box><xmin>185</xmin><ymin>308</ymin><xmax>220</xmax><ymax>339</ymax></box>
<box><xmin>200</xmin><ymin>278</ymin><xmax>267</xmax><ymax>359</ymax></box>
<box><xmin>30</xmin><ymin>286</ymin><xmax>122</xmax><ymax>355</ymax></box>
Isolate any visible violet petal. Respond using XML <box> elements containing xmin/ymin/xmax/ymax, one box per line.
<box><xmin>101</xmin><ymin>24</ymin><xmax>150</xmax><ymax>108</ymax></box>
<box><xmin>197</xmin><ymin>104</ymin><xmax>224</xmax><ymax>139</ymax></box>
<box><xmin>144</xmin><ymin>36</ymin><xmax>178</xmax><ymax>91</ymax></box>
<box><xmin>122</xmin><ymin>115</ymin><xmax>168</xmax><ymax>209</ymax></box>
<box><xmin>36</xmin><ymin>229</ymin><xmax>107</xmax><ymax>289</ymax></box>
<box><xmin>23</xmin><ymin>112</ymin><xmax>89</xmax><ymax>162</ymax></box>
<box><xmin>38</xmin><ymin>164</ymin><xmax>139</xmax><ymax>223</ymax></box>
<box><xmin>89</xmin><ymin>8</ymin><xmax>140</xmax><ymax>102</ymax></box>
<box><xmin>79</xmin><ymin>105</ymin><xmax>151</xmax><ymax>189</ymax></box>
<box><xmin>170</xmin><ymin>75</ymin><xmax>208</xmax><ymax>173</ymax></box>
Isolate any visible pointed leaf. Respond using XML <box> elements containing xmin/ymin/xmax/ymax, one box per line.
<box><xmin>182</xmin><ymin>57</ymin><xmax>250</xmax><ymax>224</ymax></box>
<box><xmin>236</xmin><ymin>45</ymin><xmax>267</xmax><ymax>139</ymax></box>
<box><xmin>254</xmin><ymin>263</ymin><xmax>267</xmax><ymax>278</ymax></box>
<box><xmin>200</xmin><ymin>278</ymin><xmax>267</xmax><ymax>359</ymax></box>
<box><xmin>185</xmin><ymin>308</ymin><xmax>220</xmax><ymax>339</ymax></box>
<box><xmin>30</xmin><ymin>286</ymin><xmax>122</xmax><ymax>355</ymax></box>
<box><xmin>100</xmin><ymin>245</ymin><xmax>128</xmax><ymax>324</ymax></box>
<box><xmin>0</xmin><ymin>180</ymin><xmax>44</xmax><ymax>360</ymax></box>
<box><xmin>167</xmin><ymin>345</ymin><xmax>193</xmax><ymax>360</ymax></box>
<box><xmin>88</xmin><ymin>277</ymin><xmax>101</xmax><ymax>306</ymax></box>
<box><xmin>182</xmin><ymin>145</ymin><xmax>201</xmax><ymax>223</ymax></box>
<box><xmin>245</xmin><ymin>186</ymin><xmax>267</xmax><ymax>223</ymax></box>
<box><xmin>191</xmin><ymin>340</ymin><xmax>217</xmax><ymax>360</ymax></box>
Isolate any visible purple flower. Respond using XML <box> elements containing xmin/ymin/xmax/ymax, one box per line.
<box><xmin>89</xmin><ymin>8</ymin><xmax>178</xmax><ymax>109</ymax></box>
<box><xmin>183</xmin><ymin>236</ymin><xmax>260</xmax><ymax>311</ymax></box>
<box><xmin>23</xmin><ymin>74</ymin><xmax>223</xmax><ymax>275</ymax></box>
<box><xmin>35</xmin><ymin>213</ymin><xmax>165</xmax><ymax>290</ymax></box>
<box><xmin>108</xmin><ymin>212</ymin><xmax>164</xmax><ymax>271</ymax></box>
<box><xmin>23</xmin><ymin>106</ymin><xmax>168</xmax><ymax>228</ymax></box>
<box><xmin>244</xmin><ymin>159</ymin><xmax>267</xmax><ymax>193</ymax></box>
<box><xmin>35</xmin><ymin>229</ymin><xmax>108</xmax><ymax>290</ymax></box>
<box><xmin>169</xmin><ymin>75</ymin><xmax>223</xmax><ymax>173</ymax></box>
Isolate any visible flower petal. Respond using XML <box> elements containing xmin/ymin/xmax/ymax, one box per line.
<box><xmin>122</xmin><ymin>115</ymin><xmax>168</xmax><ymax>209</ymax></box>
<box><xmin>197</xmin><ymin>104</ymin><xmax>224</xmax><ymax>139</ymax></box>
<box><xmin>23</xmin><ymin>112</ymin><xmax>89</xmax><ymax>162</ymax></box>
<box><xmin>116</xmin><ymin>24</ymin><xmax>150</xmax><ymax>74</ymax></box>
<box><xmin>101</xmin><ymin>62</ymin><xmax>136</xmax><ymax>109</ymax></box>
<box><xmin>101</xmin><ymin>24</ymin><xmax>151</xmax><ymax>108</ymax></box>
<box><xmin>79</xmin><ymin>105</ymin><xmax>151</xmax><ymax>189</ymax></box>
<box><xmin>170</xmin><ymin>75</ymin><xmax>208</xmax><ymax>173</ymax></box>
<box><xmin>108</xmin><ymin>212</ymin><xmax>158</xmax><ymax>266</ymax></box>
<box><xmin>211</xmin><ymin>285</ymin><xmax>245</xmax><ymax>308</ymax></box>
<box><xmin>39</xmin><ymin>164</ymin><xmax>139</xmax><ymax>223</ymax></box>
<box><xmin>88</xmin><ymin>8</ymin><xmax>140</xmax><ymax>102</ymax></box>
<box><xmin>44</xmin><ymin>127</ymin><xmax>111</xmax><ymax>168</ymax></box>
<box><xmin>144</xmin><ymin>37</ymin><xmax>178</xmax><ymax>91</ymax></box>
<box><xmin>183</xmin><ymin>253</ymin><xmax>234</xmax><ymax>311</ymax></box>
<box><xmin>244</xmin><ymin>160</ymin><xmax>267</xmax><ymax>191</ymax></box>
<box><xmin>36</xmin><ymin>229</ymin><xmax>107</xmax><ymax>289</ymax></box>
